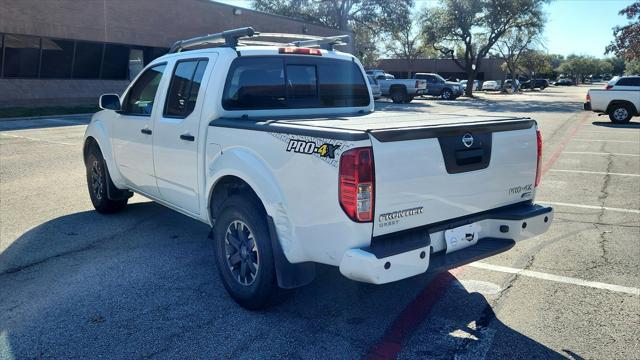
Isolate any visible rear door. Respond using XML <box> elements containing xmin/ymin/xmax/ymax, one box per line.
<box><xmin>370</xmin><ymin>121</ymin><xmax>538</xmax><ymax>236</ymax></box>
<box><xmin>153</xmin><ymin>56</ymin><xmax>214</xmax><ymax>214</ymax></box>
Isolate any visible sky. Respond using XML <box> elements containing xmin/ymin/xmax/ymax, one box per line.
<box><xmin>216</xmin><ymin>0</ymin><xmax>633</xmax><ymax>58</ymax></box>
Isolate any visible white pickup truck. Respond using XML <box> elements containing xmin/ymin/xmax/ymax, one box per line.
<box><xmin>584</xmin><ymin>76</ymin><xmax>640</xmax><ymax>123</ymax></box>
<box><xmin>83</xmin><ymin>28</ymin><xmax>553</xmax><ymax>309</ymax></box>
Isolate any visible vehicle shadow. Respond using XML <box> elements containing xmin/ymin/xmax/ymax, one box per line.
<box><xmin>0</xmin><ymin>204</ymin><xmax>567</xmax><ymax>359</ymax></box>
<box><xmin>591</xmin><ymin>121</ymin><xmax>640</xmax><ymax>129</ymax></box>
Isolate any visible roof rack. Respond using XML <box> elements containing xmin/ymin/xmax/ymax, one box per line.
<box><xmin>168</xmin><ymin>27</ymin><xmax>350</xmax><ymax>53</ymax></box>
<box><xmin>169</xmin><ymin>27</ymin><xmax>257</xmax><ymax>53</ymax></box>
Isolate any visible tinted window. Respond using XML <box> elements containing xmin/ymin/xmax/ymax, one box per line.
<box><xmin>222</xmin><ymin>58</ymin><xmax>286</xmax><ymax>109</ymax></box>
<box><xmin>122</xmin><ymin>64</ymin><xmax>166</xmax><ymax>115</ymax></box>
<box><xmin>73</xmin><ymin>41</ymin><xmax>103</xmax><ymax>78</ymax></box>
<box><xmin>3</xmin><ymin>34</ymin><xmax>40</xmax><ymax>77</ymax></box>
<box><xmin>40</xmin><ymin>38</ymin><xmax>74</xmax><ymax>78</ymax></box>
<box><xmin>164</xmin><ymin>59</ymin><xmax>208</xmax><ymax>117</ymax></box>
<box><xmin>101</xmin><ymin>44</ymin><xmax>129</xmax><ymax>79</ymax></box>
<box><xmin>222</xmin><ymin>57</ymin><xmax>369</xmax><ymax>110</ymax></box>
<box><xmin>616</xmin><ymin>77</ymin><xmax>640</xmax><ymax>86</ymax></box>
<box><xmin>317</xmin><ymin>60</ymin><xmax>369</xmax><ymax>107</ymax></box>
<box><xmin>286</xmin><ymin>64</ymin><xmax>317</xmax><ymax>98</ymax></box>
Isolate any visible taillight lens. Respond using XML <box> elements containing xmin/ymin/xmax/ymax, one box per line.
<box><xmin>278</xmin><ymin>47</ymin><xmax>322</xmax><ymax>56</ymax></box>
<box><xmin>586</xmin><ymin>93</ymin><xmax>591</xmax><ymax>102</ymax></box>
<box><xmin>339</xmin><ymin>147</ymin><xmax>374</xmax><ymax>222</ymax></box>
<box><xmin>535</xmin><ymin>129</ymin><xmax>542</xmax><ymax>187</ymax></box>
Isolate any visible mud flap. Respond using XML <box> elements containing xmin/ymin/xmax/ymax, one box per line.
<box><xmin>266</xmin><ymin>216</ymin><xmax>316</xmax><ymax>289</ymax></box>
<box><xmin>104</xmin><ymin>164</ymin><xmax>133</xmax><ymax>201</ymax></box>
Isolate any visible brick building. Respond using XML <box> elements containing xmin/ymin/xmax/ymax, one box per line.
<box><xmin>0</xmin><ymin>0</ymin><xmax>350</xmax><ymax>107</ymax></box>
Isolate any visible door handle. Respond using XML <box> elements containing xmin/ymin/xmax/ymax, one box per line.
<box><xmin>140</xmin><ymin>128</ymin><xmax>152</xmax><ymax>135</ymax></box>
<box><xmin>180</xmin><ymin>134</ymin><xmax>195</xmax><ymax>141</ymax></box>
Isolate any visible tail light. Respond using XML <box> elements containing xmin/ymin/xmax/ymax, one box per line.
<box><xmin>586</xmin><ymin>93</ymin><xmax>591</xmax><ymax>102</ymax></box>
<box><xmin>339</xmin><ymin>147</ymin><xmax>374</xmax><ymax>222</ymax></box>
<box><xmin>535</xmin><ymin>129</ymin><xmax>542</xmax><ymax>187</ymax></box>
<box><xmin>415</xmin><ymin>80</ymin><xmax>422</xmax><ymax>89</ymax></box>
<box><xmin>278</xmin><ymin>47</ymin><xmax>322</xmax><ymax>56</ymax></box>
<box><xmin>605</xmin><ymin>84</ymin><xmax>613</xmax><ymax>90</ymax></box>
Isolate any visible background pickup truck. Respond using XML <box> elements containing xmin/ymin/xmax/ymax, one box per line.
<box><xmin>584</xmin><ymin>76</ymin><xmax>640</xmax><ymax>123</ymax></box>
<box><xmin>375</xmin><ymin>74</ymin><xmax>428</xmax><ymax>103</ymax></box>
<box><xmin>413</xmin><ymin>72</ymin><xmax>464</xmax><ymax>100</ymax></box>
<box><xmin>83</xmin><ymin>28</ymin><xmax>553</xmax><ymax>309</ymax></box>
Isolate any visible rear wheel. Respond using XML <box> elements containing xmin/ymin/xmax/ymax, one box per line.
<box><xmin>609</xmin><ymin>104</ymin><xmax>633</xmax><ymax>124</ymax></box>
<box><xmin>404</xmin><ymin>96</ymin><xmax>414</xmax><ymax>103</ymax></box>
<box><xmin>213</xmin><ymin>194</ymin><xmax>276</xmax><ymax>310</ymax></box>
<box><xmin>86</xmin><ymin>148</ymin><xmax>128</xmax><ymax>213</ymax></box>
<box><xmin>390</xmin><ymin>87</ymin><xmax>407</xmax><ymax>103</ymax></box>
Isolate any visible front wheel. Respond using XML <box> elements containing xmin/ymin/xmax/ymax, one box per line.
<box><xmin>441</xmin><ymin>89</ymin><xmax>453</xmax><ymax>100</ymax></box>
<box><xmin>609</xmin><ymin>104</ymin><xmax>633</xmax><ymax>124</ymax></box>
<box><xmin>213</xmin><ymin>194</ymin><xmax>277</xmax><ymax>310</ymax></box>
<box><xmin>86</xmin><ymin>148</ymin><xmax>127</xmax><ymax>213</ymax></box>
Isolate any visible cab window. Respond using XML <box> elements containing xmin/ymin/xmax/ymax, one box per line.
<box><xmin>164</xmin><ymin>59</ymin><xmax>209</xmax><ymax>118</ymax></box>
<box><xmin>121</xmin><ymin>64</ymin><xmax>166</xmax><ymax>115</ymax></box>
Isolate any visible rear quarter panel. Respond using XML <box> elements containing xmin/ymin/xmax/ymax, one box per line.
<box><xmin>206</xmin><ymin>126</ymin><xmax>373</xmax><ymax>265</ymax></box>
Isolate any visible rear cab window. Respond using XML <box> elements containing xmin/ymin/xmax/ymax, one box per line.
<box><xmin>221</xmin><ymin>56</ymin><xmax>370</xmax><ymax>110</ymax></box>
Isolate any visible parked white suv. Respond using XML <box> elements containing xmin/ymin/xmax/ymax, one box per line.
<box><xmin>584</xmin><ymin>76</ymin><xmax>640</xmax><ymax>123</ymax></box>
<box><xmin>83</xmin><ymin>28</ymin><xmax>553</xmax><ymax>309</ymax></box>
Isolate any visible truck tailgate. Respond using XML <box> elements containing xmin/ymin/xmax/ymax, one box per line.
<box><xmin>370</xmin><ymin>119</ymin><xmax>538</xmax><ymax>236</ymax></box>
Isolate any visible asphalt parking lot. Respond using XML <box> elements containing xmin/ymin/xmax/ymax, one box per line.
<box><xmin>1</xmin><ymin>86</ymin><xmax>638</xmax><ymax>359</ymax></box>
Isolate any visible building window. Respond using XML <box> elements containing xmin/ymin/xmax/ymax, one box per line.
<box><xmin>73</xmin><ymin>41</ymin><xmax>103</xmax><ymax>79</ymax></box>
<box><xmin>40</xmin><ymin>38</ymin><xmax>74</xmax><ymax>78</ymax></box>
<box><xmin>3</xmin><ymin>34</ymin><xmax>40</xmax><ymax>78</ymax></box>
<box><xmin>0</xmin><ymin>34</ymin><xmax>167</xmax><ymax>80</ymax></box>
<box><xmin>101</xmin><ymin>44</ymin><xmax>129</xmax><ymax>79</ymax></box>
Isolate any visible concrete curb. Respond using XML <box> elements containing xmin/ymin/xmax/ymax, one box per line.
<box><xmin>0</xmin><ymin>113</ymin><xmax>94</xmax><ymax>122</ymax></box>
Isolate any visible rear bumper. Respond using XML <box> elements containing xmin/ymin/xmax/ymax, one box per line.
<box><xmin>339</xmin><ymin>202</ymin><xmax>553</xmax><ymax>284</ymax></box>
<box><xmin>583</xmin><ymin>102</ymin><xmax>592</xmax><ymax>111</ymax></box>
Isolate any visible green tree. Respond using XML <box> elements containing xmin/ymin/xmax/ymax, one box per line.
<box><xmin>605</xmin><ymin>2</ymin><xmax>640</xmax><ymax>61</ymax></box>
<box><xmin>605</xmin><ymin>57</ymin><xmax>626</xmax><ymax>75</ymax></box>
<box><xmin>252</xmin><ymin>0</ymin><xmax>413</xmax><ymax>66</ymax></box>
<box><xmin>420</xmin><ymin>0</ymin><xmax>547</xmax><ymax>96</ymax></box>
<box><xmin>625</xmin><ymin>59</ymin><xmax>640</xmax><ymax>74</ymax></box>
<box><xmin>494</xmin><ymin>26</ymin><xmax>544</xmax><ymax>84</ymax></box>
<box><xmin>519</xmin><ymin>50</ymin><xmax>552</xmax><ymax>78</ymax></box>
<box><xmin>384</xmin><ymin>17</ymin><xmax>425</xmax><ymax>75</ymax></box>
<box><xmin>556</xmin><ymin>55</ymin><xmax>612</xmax><ymax>83</ymax></box>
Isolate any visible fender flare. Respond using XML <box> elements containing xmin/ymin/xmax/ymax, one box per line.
<box><xmin>206</xmin><ymin>147</ymin><xmax>315</xmax><ymax>289</ymax></box>
<box><xmin>83</xmin><ymin>115</ymin><xmax>126</xmax><ymax>188</ymax></box>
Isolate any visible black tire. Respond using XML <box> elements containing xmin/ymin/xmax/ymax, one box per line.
<box><xmin>441</xmin><ymin>88</ymin><xmax>453</xmax><ymax>100</ymax></box>
<box><xmin>213</xmin><ymin>194</ymin><xmax>276</xmax><ymax>310</ymax></box>
<box><xmin>608</xmin><ymin>104</ymin><xmax>633</xmax><ymax>124</ymax></box>
<box><xmin>404</xmin><ymin>96</ymin><xmax>414</xmax><ymax>103</ymax></box>
<box><xmin>86</xmin><ymin>147</ymin><xmax>128</xmax><ymax>213</ymax></box>
<box><xmin>390</xmin><ymin>87</ymin><xmax>407</xmax><ymax>103</ymax></box>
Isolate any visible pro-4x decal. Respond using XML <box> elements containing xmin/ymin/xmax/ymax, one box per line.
<box><xmin>269</xmin><ymin>132</ymin><xmax>352</xmax><ymax>167</ymax></box>
<box><xmin>286</xmin><ymin>139</ymin><xmax>340</xmax><ymax>159</ymax></box>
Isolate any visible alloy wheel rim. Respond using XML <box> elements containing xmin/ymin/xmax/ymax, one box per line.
<box><xmin>224</xmin><ymin>220</ymin><xmax>259</xmax><ymax>286</ymax></box>
<box><xmin>614</xmin><ymin>108</ymin><xmax>628</xmax><ymax>121</ymax></box>
<box><xmin>91</xmin><ymin>160</ymin><xmax>104</xmax><ymax>200</ymax></box>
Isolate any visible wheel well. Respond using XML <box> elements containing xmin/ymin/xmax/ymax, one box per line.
<box><xmin>607</xmin><ymin>100</ymin><xmax>638</xmax><ymax>115</ymax></box>
<box><xmin>83</xmin><ymin>136</ymin><xmax>99</xmax><ymax>165</ymax></box>
<box><xmin>208</xmin><ymin>176</ymin><xmax>266</xmax><ymax>225</ymax></box>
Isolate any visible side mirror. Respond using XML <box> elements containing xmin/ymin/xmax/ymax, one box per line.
<box><xmin>99</xmin><ymin>94</ymin><xmax>121</xmax><ymax>111</ymax></box>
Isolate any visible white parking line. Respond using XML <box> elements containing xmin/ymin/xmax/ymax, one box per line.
<box><xmin>468</xmin><ymin>262</ymin><xmax>640</xmax><ymax>296</ymax></box>
<box><xmin>573</xmin><ymin>139</ymin><xmax>639</xmax><ymax>143</ymax></box>
<box><xmin>549</xmin><ymin>169</ymin><xmax>640</xmax><ymax>177</ymax></box>
<box><xmin>563</xmin><ymin>151</ymin><xmax>640</xmax><ymax>157</ymax></box>
<box><xmin>539</xmin><ymin>201</ymin><xmax>640</xmax><ymax>214</ymax></box>
<box><xmin>0</xmin><ymin>132</ymin><xmax>74</xmax><ymax>146</ymax></box>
